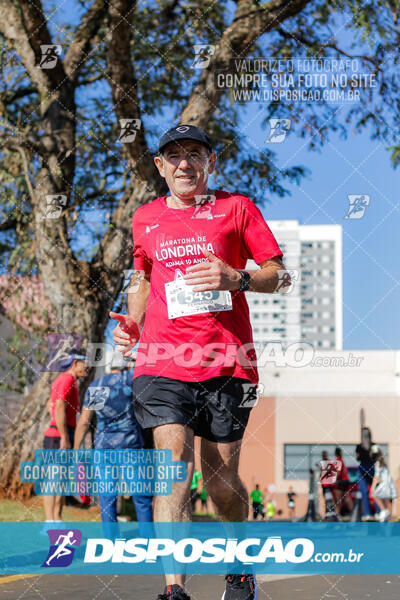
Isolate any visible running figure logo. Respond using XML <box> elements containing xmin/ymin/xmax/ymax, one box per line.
<box><xmin>192</xmin><ymin>45</ymin><xmax>215</xmax><ymax>69</ymax></box>
<box><xmin>119</xmin><ymin>119</ymin><xmax>141</xmax><ymax>143</ymax></box>
<box><xmin>42</xmin><ymin>194</ymin><xmax>68</xmax><ymax>219</ymax></box>
<box><xmin>122</xmin><ymin>269</ymin><xmax>145</xmax><ymax>293</ymax></box>
<box><xmin>39</xmin><ymin>45</ymin><xmax>61</xmax><ymax>69</ymax></box>
<box><xmin>344</xmin><ymin>194</ymin><xmax>370</xmax><ymax>219</ymax></box>
<box><xmin>42</xmin><ymin>333</ymin><xmax>82</xmax><ymax>372</ymax></box>
<box><xmin>86</xmin><ymin>386</ymin><xmax>110</xmax><ymax>411</ymax></box>
<box><xmin>266</xmin><ymin>119</ymin><xmax>291</xmax><ymax>143</ymax></box>
<box><xmin>191</xmin><ymin>194</ymin><xmax>216</xmax><ymax>219</ymax></box>
<box><xmin>42</xmin><ymin>529</ymin><xmax>82</xmax><ymax>568</ymax></box>
<box><xmin>275</xmin><ymin>269</ymin><xmax>299</xmax><ymax>294</ymax></box>
<box><xmin>319</xmin><ymin>461</ymin><xmax>339</xmax><ymax>485</ymax></box>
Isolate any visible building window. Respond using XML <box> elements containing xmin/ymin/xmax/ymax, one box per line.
<box><xmin>284</xmin><ymin>443</ymin><xmax>388</xmax><ymax>480</ymax></box>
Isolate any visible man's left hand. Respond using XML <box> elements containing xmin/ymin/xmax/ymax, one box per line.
<box><xmin>183</xmin><ymin>248</ymin><xmax>241</xmax><ymax>291</ymax></box>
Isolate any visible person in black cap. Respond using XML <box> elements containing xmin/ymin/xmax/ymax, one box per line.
<box><xmin>110</xmin><ymin>124</ymin><xmax>290</xmax><ymax>600</ymax></box>
<box><xmin>42</xmin><ymin>354</ymin><xmax>90</xmax><ymax>523</ymax></box>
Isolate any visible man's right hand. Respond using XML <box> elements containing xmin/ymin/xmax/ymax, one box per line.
<box><xmin>109</xmin><ymin>312</ymin><xmax>140</xmax><ymax>357</ymax></box>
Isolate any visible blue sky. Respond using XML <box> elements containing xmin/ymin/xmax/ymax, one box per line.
<box><xmin>227</xmin><ymin>106</ymin><xmax>400</xmax><ymax>351</ymax></box>
<box><xmin>50</xmin><ymin>1</ymin><xmax>399</xmax><ymax>351</ymax></box>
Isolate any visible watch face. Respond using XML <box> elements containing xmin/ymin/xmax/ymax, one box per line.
<box><xmin>240</xmin><ymin>271</ymin><xmax>250</xmax><ymax>291</ymax></box>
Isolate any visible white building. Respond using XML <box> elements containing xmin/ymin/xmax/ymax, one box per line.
<box><xmin>238</xmin><ymin>349</ymin><xmax>400</xmax><ymax>517</ymax></box>
<box><xmin>246</xmin><ymin>220</ymin><xmax>343</xmax><ymax>350</ymax></box>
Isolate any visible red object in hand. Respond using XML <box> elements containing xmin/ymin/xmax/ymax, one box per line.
<box><xmin>120</xmin><ymin>318</ymin><xmax>140</xmax><ymax>339</ymax></box>
<box><xmin>109</xmin><ymin>312</ymin><xmax>140</xmax><ymax>341</ymax></box>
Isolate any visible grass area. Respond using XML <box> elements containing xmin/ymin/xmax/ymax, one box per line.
<box><xmin>0</xmin><ymin>497</ymin><xmax>101</xmax><ymax>522</ymax></box>
<box><xmin>192</xmin><ymin>511</ymin><xmax>216</xmax><ymax>520</ymax></box>
<box><xmin>0</xmin><ymin>499</ymin><xmax>217</xmax><ymax>522</ymax></box>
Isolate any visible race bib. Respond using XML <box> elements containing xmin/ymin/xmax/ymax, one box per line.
<box><xmin>165</xmin><ymin>278</ymin><xmax>232</xmax><ymax>319</ymax></box>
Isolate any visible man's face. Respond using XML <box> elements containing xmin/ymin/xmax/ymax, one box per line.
<box><xmin>154</xmin><ymin>139</ymin><xmax>216</xmax><ymax>200</ymax></box>
<box><xmin>74</xmin><ymin>360</ymin><xmax>90</xmax><ymax>378</ymax></box>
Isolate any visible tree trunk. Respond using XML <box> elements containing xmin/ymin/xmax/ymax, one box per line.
<box><xmin>0</xmin><ymin>0</ymin><xmax>313</xmax><ymax>500</ymax></box>
<box><xmin>0</xmin><ymin>372</ymin><xmax>53</xmax><ymax>500</ymax></box>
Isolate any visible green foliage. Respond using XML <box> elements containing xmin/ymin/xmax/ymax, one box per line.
<box><xmin>1</xmin><ymin>0</ymin><xmax>400</xmax><ymax>270</ymax></box>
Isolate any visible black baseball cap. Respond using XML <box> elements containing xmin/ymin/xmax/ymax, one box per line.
<box><xmin>158</xmin><ymin>124</ymin><xmax>212</xmax><ymax>154</ymax></box>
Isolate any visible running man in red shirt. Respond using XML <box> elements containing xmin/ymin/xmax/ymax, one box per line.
<box><xmin>111</xmin><ymin>125</ymin><xmax>290</xmax><ymax>600</ymax></box>
<box><xmin>43</xmin><ymin>354</ymin><xmax>89</xmax><ymax>522</ymax></box>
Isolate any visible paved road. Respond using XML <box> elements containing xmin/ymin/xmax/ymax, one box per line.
<box><xmin>1</xmin><ymin>574</ymin><xmax>400</xmax><ymax>600</ymax></box>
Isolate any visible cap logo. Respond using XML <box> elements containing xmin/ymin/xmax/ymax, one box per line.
<box><xmin>176</xmin><ymin>125</ymin><xmax>190</xmax><ymax>133</ymax></box>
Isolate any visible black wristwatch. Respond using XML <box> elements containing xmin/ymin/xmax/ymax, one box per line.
<box><xmin>237</xmin><ymin>270</ymin><xmax>251</xmax><ymax>292</ymax></box>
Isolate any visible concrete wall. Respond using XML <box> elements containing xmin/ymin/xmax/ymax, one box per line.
<box><xmin>239</xmin><ymin>395</ymin><xmax>276</xmax><ymax>496</ymax></box>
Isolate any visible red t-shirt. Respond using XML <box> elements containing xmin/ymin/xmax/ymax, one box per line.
<box><xmin>44</xmin><ymin>371</ymin><xmax>79</xmax><ymax>437</ymax></box>
<box><xmin>335</xmin><ymin>457</ymin><xmax>349</xmax><ymax>485</ymax></box>
<box><xmin>132</xmin><ymin>191</ymin><xmax>283</xmax><ymax>384</ymax></box>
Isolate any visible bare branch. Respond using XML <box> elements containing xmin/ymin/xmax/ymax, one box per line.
<box><xmin>1</xmin><ymin>85</ymin><xmax>37</xmax><ymax>105</ymax></box>
<box><xmin>276</xmin><ymin>28</ymin><xmax>383</xmax><ymax>71</ymax></box>
<box><xmin>64</xmin><ymin>0</ymin><xmax>107</xmax><ymax>83</ymax></box>
<box><xmin>1</xmin><ymin>134</ymin><xmax>45</xmax><ymax>157</ymax></box>
<box><xmin>76</xmin><ymin>72</ymin><xmax>105</xmax><ymax>86</ymax></box>
<box><xmin>0</xmin><ymin>216</ymin><xmax>18</xmax><ymax>232</ymax></box>
<box><xmin>0</xmin><ymin>0</ymin><xmax>66</xmax><ymax>95</ymax></box>
<box><xmin>181</xmin><ymin>0</ymin><xmax>312</xmax><ymax>125</ymax></box>
<box><xmin>105</xmin><ymin>0</ymin><xmax>159</xmax><ymax>181</ymax></box>
<box><xmin>16</xmin><ymin>146</ymin><xmax>35</xmax><ymax>201</ymax></box>
<box><xmin>84</xmin><ymin>169</ymin><xmax>130</xmax><ymax>200</ymax></box>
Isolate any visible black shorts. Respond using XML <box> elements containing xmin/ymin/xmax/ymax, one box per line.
<box><xmin>132</xmin><ymin>375</ymin><xmax>256</xmax><ymax>443</ymax></box>
<box><xmin>43</xmin><ymin>425</ymin><xmax>75</xmax><ymax>449</ymax></box>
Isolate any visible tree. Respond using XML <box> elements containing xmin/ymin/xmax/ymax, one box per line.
<box><xmin>0</xmin><ymin>0</ymin><xmax>399</xmax><ymax>499</ymax></box>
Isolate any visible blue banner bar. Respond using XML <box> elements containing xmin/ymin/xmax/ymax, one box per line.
<box><xmin>1</xmin><ymin>522</ymin><xmax>400</xmax><ymax>574</ymax></box>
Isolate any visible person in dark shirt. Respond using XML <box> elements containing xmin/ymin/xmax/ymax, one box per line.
<box><xmin>355</xmin><ymin>427</ymin><xmax>376</xmax><ymax>520</ymax></box>
<box><xmin>74</xmin><ymin>358</ymin><xmax>153</xmax><ymax>524</ymax></box>
<box><xmin>287</xmin><ymin>485</ymin><xmax>296</xmax><ymax>520</ymax></box>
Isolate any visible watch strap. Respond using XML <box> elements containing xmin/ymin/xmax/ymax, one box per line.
<box><xmin>238</xmin><ymin>270</ymin><xmax>251</xmax><ymax>292</ymax></box>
